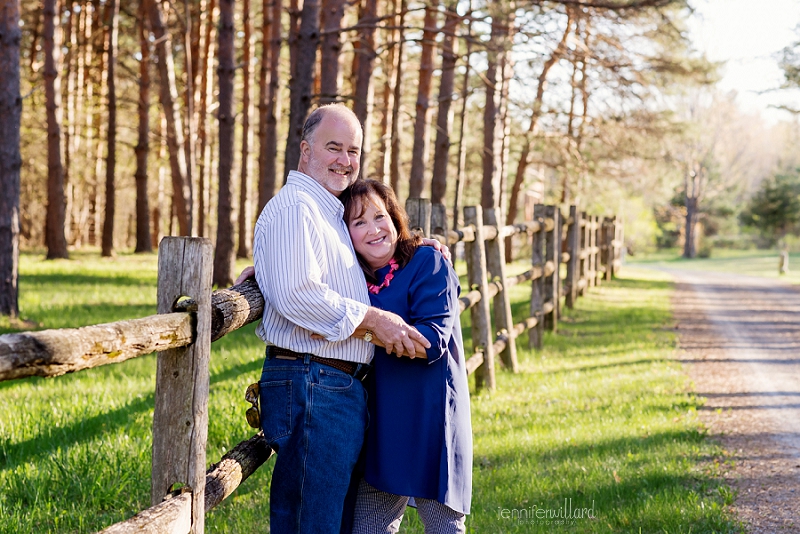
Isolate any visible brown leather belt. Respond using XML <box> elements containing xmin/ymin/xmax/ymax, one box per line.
<box><xmin>265</xmin><ymin>346</ymin><xmax>371</xmax><ymax>381</ymax></box>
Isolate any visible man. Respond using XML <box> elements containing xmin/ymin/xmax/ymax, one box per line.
<box><xmin>252</xmin><ymin>104</ymin><xmax>430</xmax><ymax>533</ymax></box>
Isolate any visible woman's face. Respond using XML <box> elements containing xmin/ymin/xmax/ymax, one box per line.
<box><xmin>347</xmin><ymin>193</ymin><xmax>398</xmax><ymax>270</ymax></box>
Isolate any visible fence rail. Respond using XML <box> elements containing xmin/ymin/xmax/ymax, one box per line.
<box><xmin>0</xmin><ymin>203</ymin><xmax>622</xmax><ymax>533</ymax></box>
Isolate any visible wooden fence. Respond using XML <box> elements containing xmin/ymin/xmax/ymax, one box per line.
<box><xmin>0</xmin><ymin>203</ymin><xmax>622</xmax><ymax>533</ymax></box>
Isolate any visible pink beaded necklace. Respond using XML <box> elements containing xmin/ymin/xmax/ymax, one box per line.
<box><xmin>367</xmin><ymin>258</ymin><xmax>399</xmax><ymax>294</ymax></box>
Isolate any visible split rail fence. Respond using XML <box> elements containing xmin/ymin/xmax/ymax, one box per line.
<box><xmin>0</xmin><ymin>203</ymin><xmax>622</xmax><ymax>533</ymax></box>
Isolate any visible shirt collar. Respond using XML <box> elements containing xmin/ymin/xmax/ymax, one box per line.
<box><xmin>287</xmin><ymin>170</ymin><xmax>345</xmax><ymax>218</ymax></box>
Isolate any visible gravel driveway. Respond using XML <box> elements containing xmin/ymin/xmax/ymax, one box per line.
<box><xmin>667</xmin><ymin>269</ymin><xmax>800</xmax><ymax>532</ymax></box>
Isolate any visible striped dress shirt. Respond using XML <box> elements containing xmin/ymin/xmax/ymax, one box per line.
<box><xmin>253</xmin><ymin>170</ymin><xmax>373</xmax><ymax>364</ymax></box>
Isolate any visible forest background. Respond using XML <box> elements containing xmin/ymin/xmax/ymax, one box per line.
<box><xmin>3</xmin><ymin>0</ymin><xmax>800</xmax><ymax>319</ymax></box>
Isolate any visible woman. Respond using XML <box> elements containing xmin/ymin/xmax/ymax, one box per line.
<box><xmin>340</xmin><ymin>179</ymin><xmax>472</xmax><ymax>534</ymax></box>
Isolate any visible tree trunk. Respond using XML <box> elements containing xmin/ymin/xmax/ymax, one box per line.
<box><xmin>238</xmin><ymin>0</ymin><xmax>254</xmax><ymax>258</ymax></box>
<box><xmin>146</xmin><ymin>0</ymin><xmax>192</xmax><ymax>236</ymax></box>
<box><xmin>0</xmin><ymin>0</ymin><xmax>21</xmax><ymax>317</ymax></box>
<box><xmin>182</xmin><ymin>0</ymin><xmax>196</xmax><ymax>232</ymax></box>
<box><xmin>152</xmin><ymin>112</ymin><xmax>167</xmax><ymax>248</ymax></box>
<box><xmin>505</xmin><ymin>9</ymin><xmax>571</xmax><ymax>260</ymax></box>
<box><xmin>80</xmin><ymin>0</ymin><xmax>94</xmax><ymax>246</ymax></box>
<box><xmin>352</xmin><ymin>0</ymin><xmax>378</xmax><ymax>175</ymax></box>
<box><xmin>63</xmin><ymin>1</ymin><xmax>76</xmax><ymax>244</ymax></box>
<box><xmin>284</xmin><ymin>0</ymin><xmax>320</xmax><ymax>175</ymax></box>
<box><xmin>375</xmin><ymin>0</ymin><xmax>398</xmax><ymax>184</ymax></box>
<box><xmin>451</xmin><ymin>0</ymin><xmax>472</xmax><ymax>230</ymax></box>
<box><xmin>215</xmin><ymin>0</ymin><xmax>236</xmax><ymax>287</ymax></box>
<box><xmin>70</xmin><ymin>1</ymin><xmax>87</xmax><ymax>246</ymax></box>
<box><xmin>430</xmin><ymin>0</ymin><xmax>458</xmax><ymax>205</ymax></box>
<box><xmin>684</xmin><ymin>194</ymin><xmax>698</xmax><ymax>259</ymax></box>
<box><xmin>43</xmin><ymin>0</ymin><xmax>68</xmax><ymax>259</ymax></box>
<box><xmin>319</xmin><ymin>0</ymin><xmax>345</xmax><ymax>104</ymax></box>
<box><xmin>91</xmin><ymin>0</ymin><xmax>107</xmax><ymax>248</ymax></box>
<box><xmin>480</xmin><ymin>3</ymin><xmax>511</xmax><ymax>212</ymax></box>
<box><xmin>135</xmin><ymin>0</ymin><xmax>152</xmax><ymax>253</ymax></box>
<box><xmin>258</xmin><ymin>0</ymin><xmax>282</xmax><ymax>208</ymax></box>
<box><xmin>197</xmin><ymin>0</ymin><xmax>216</xmax><ymax>238</ymax></box>
<box><xmin>388</xmin><ymin>0</ymin><xmax>406</xmax><ymax>194</ymax></box>
<box><xmin>101</xmin><ymin>0</ymin><xmax>119</xmax><ymax>257</ymax></box>
<box><xmin>407</xmin><ymin>2</ymin><xmax>438</xmax><ymax>198</ymax></box>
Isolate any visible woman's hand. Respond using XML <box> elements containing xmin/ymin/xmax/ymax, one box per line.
<box><xmin>420</xmin><ymin>238</ymin><xmax>451</xmax><ymax>264</ymax></box>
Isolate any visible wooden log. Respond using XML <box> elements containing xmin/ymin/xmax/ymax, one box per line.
<box><xmin>99</xmin><ymin>492</ymin><xmax>192</xmax><ymax>534</ymax></box>
<box><xmin>544</xmin><ymin>205</ymin><xmax>561</xmax><ymax>332</ymax></box>
<box><xmin>458</xmin><ymin>289</ymin><xmax>482</xmax><ymax>314</ymax></box>
<box><xmin>565</xmin><ymin>206</ymin><xmax>580</xmax><ymax>309</ymax></box>
<box><xmin>484</xmin><ymin>208</ymin><xmax>518</xmax><ymax>373</ymax></box>
<box><xmin>151</xmin><ymin>237</ymin><xmax>213</xmax><ymax>534</ymax></box>
<box><xmin>0</xmin><ymin>276</ymin><xmax>265</xmax><ymax>383</ymax></box>
<box><xmin>101</xmin><ymin>433</ymin><xmax>273</xmax><ymax>533</ymax></box>
<box><xmin>464</xmin><ymin>351</ymin><xmax>484</xmax><ymax>376</ymax></box>
<box><xmin>530</xmin><ymin>204</ymin><xmax>545</xmax><ymax>350</ymax></box>
<box><xmin>514</xmin><ymin>316</ymin><xmax>539</xmax><ymax>337</ymax></box>
<box><xmin>205</xmin><ymin>432</ymin><xmax>274</xmax><ymax>511</ymax></box>
<box><xmin>0</xmin><ymin>313</ymin><xmax>193</xmax><ymax>382</ymax></box>
<box><xmin>463</xmin><ymin>206</ymin><xmax>495</xmax><ymax>391</ymax></box>
<box><xmin>176</xmin><ymin>278</ymin><xmax>264</xmax><ymax>342</ymax></box>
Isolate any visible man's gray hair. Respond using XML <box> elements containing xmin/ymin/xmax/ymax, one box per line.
<box><xmin>301</xmin><ymin>104</ymin><xmax>357</xmax><ymax>144</ymax></box>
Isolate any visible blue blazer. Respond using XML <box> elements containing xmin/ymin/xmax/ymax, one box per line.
<box><xmin>363</xmin><ymin>246</ymin><xmax>472</xmax><ymax>514</ymax></box>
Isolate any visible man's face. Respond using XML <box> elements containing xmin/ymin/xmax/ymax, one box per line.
<box><xmin>299</xmin><ymin>112</ymin><xmax>362</xmax><ymax>196</ymax></box>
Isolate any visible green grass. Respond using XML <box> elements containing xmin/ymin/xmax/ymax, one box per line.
<box><xmin>629</xmin><ymin>247</ymin><xmax>800</xmax><ymax>284</ymax></box>
<box><xmin>0</xmin><ymin>253</ymin><xmax>741</xmax><ymax>533</ymax></box>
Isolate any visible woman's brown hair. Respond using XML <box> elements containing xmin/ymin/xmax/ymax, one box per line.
<box><xmin>340</xmin><ymin>179</ymin><xmax>422</xmax><ymax>283</ymax></box>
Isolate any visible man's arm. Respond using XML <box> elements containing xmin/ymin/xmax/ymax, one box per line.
<box><xmin>358</xmin><ymin>307</ymin><xmax>430</xmax><ymax>358</ymax></box>
<box><xmin>237</xmin><ymin>264</ymin><xmax>428</xmax><ymax>357</ymax></box>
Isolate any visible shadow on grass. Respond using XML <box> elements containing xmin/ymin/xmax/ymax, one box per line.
<box><xmin>20</xmin><ymin>272</ymin><xmax>157</xmax><ymax>288</ymax></box>
<box><xmin>477</xmin><ymin>429</ymin><xmax>737</xmax><ymax>531</ymax></box>
<box><xmin>0</xmin><ymin>392</ymin><xmax>154</xmax><ymax>469</ymax></box>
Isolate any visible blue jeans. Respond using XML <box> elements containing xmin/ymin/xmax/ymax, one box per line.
<box><xmin>259</xmin><ymin>353</ymin><xmax>369</xmax><ymax>534</ymax></box>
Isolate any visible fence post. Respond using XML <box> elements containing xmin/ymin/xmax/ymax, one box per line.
<box><xmin>464</xmin><ymin>206</ymin><xmax>496</xmax><ymax>391</ymax></box>
<box><xmin>578</xmin><ymin>212</ymin><xmax>588</xmax><ymax>297</ymax></box>
<box><xmin>565</xmin><ymin>205</ymin><xmax>580</xmax><ymax>308</ymax></box>
<box><xmin>611</xmin><ymin>216</ymin><xmax>622</xmax><ymax>278</ymax></box>
<box><xmin>544</xmin><ymin>205</ymin><xmax>560</xmax><ymax>332</ymax></box>
<box><xmin>405</xmin><ymin>198</ymin><xmax>431</xmax><ymax>236</ymax></box>
<box><xmin>431</xmin><ymin>203</ymin><xmax>448</xmax><ymax>238</ymax></box>
<box><xmin>530</xmin><ymin>204</ymin><xmax>545</xmax><ymax>349</ymax></box>
<box><xmin>602</xmin><ymin>217</ymin><xmax>612</xmax><ymax>282</ymax></box>
<box><xmin>592</xmin><ymin>215</ymin><xmax>600</xmax><ymax>288</ymax></box>
<box><xmin>151</xmin><ymin>237</ymin><xmax>214</xmax><ymax>534</ymax></box>
<box><xmin>484</xmin><ymin>208</ymin><xmax>518</xmax><ymax>372</ymax></box>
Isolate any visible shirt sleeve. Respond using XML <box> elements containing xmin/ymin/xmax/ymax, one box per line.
<box><xmin>407</xmin><ymin>249</ymin><xmax>462</xmax><ymax>364</ymax></box>
<box><xmin>253</xmin><ymin>202</ymin><xmax>368</xmax><ymax>341</ymax></box>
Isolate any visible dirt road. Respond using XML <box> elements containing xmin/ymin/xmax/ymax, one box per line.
<box><xmin>667</xmin><ymin>269</ymin><xmax>800</xmax><ymax>532</ymax></box>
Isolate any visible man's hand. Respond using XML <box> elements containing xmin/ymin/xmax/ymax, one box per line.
<box><xmin>353</xmin><ymin>327</ymin><xmax>428</xmax><ymax>359</ymax></box>
<box><xmin>421</xmin><ymin>238</ymin><xmax>451</xmax><ymax>264</ymax></box>
<box><xmin>360</xmin><ymin>307</ymin><xmax>431</xmax><ymax>357</ymax></box>
<box><xmin>235</xmin><ymin>265</ymin><xmax>256</xmax><ymax>285</ymax></box>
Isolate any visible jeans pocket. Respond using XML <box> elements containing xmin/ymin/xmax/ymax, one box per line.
<box><xmin>314</xmin><ymin>368</ymin><xmax>354</xmax><ymax>391</ymax></box>
<box><xmin>258</xmin><ymin>379</ymin><xmax>292</xmax><ymax>443</ymax></box>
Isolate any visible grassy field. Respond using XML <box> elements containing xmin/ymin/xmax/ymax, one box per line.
<box><xmin>629</xmin><ymin>247</ymin><xmax>800</xmax><ymax>283</ymax></box>
<box><xmin>0</xmin><ymin>251</ymin><xmax>741</xmax><ymax>533</ymax></box>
